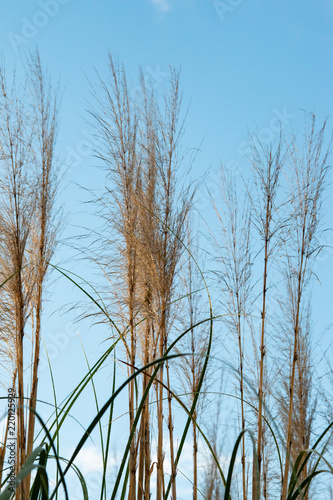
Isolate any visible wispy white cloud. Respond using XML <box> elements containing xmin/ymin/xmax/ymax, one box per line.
<box><xmin>150</xmin><ymin>0</ymin><xmax>171</xmax><ymax>13</ymax></box>
<box><xmin>74</xmin><ymin>445</ymin><xmax>117</xmax><ymax>474</ymax></box>
<box><xmin>75</xmin><ymin>446</ymin><xmax>103</xmax><ymax>473</ymax></box>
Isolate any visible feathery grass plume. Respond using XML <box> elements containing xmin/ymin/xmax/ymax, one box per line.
<box><xmin>277</xmin><ymin>304</ymin><xmax>316</xmax><ymax>499</ymax></box>
<box><xmin>212</xmin><ymin>164</ymin><xmax>253</xmax><ymax>500</ymax></box>
<box><xmin>247</xmin><ymin>130</ymin><xmax>287</xmax><ymax>498</ymax></box>
<box><xmin>0</xmin><ymin>59</ymin><xmax>36</xmax><ymax>500</ymax></box>
<box><xmin>175</xmin><ymin>221</ymin><xmax>209</xmax><ymax>500</ymax></box>
<box><xmin>89</xmin><ymin>54</ymin><xmax>142</xmax><ymax>500</ymax></box>
<box><xmin>281</xmin><ymin>114</ymin><xmax>331</xmax><ymax>500</ymax></box>
<box><xmin>89</xmin><ymin>56</ymin><xmax>192</xmax><ymax>499</ymax></box>
<box><xmin>137</xmin><ymin>67</ymin><xmax>192</xmax><ymax>500</ymax></box>
<box><xmin>0</xmin><ymin>52</ymin><xmax>61</xmax><ymax>499</ymax></box>
<box><xmin>25</xmin><ymin>49</ymin><xmax>61</xmax><ymax>494</ymax></box>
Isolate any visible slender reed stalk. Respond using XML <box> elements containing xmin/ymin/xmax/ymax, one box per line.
<box><xmin>281</xmin><ymin>115</ymin><xmax>331</xmax><ymax>500</ymax></box>
<box><xmin>212</xmin><ymin>165</ymin><xmax>252</xmax><ymax>500</ymax></box>
<box><xmin>248</xmin><ymin>133</ymin><xmax>286</xmax><ymax>497</ymax></box>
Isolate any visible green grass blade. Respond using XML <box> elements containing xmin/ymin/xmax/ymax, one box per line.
<box><xmin>119</xmin><ymin>461</ymin><xmax>130</xmax><ymax>500</ymax></box>
<box><xmin>0</xmin><ymin>445</ymin><xmax>44</xmax><ymax>500</ymax></box>
<box><xmin>77</xmin><ymin>333</ymin><xmax>106</xmax><ymax>468</ymax></box>
<box><xmin>288</xmin><ymin>421</ymin><xmax>333</xmax><ymax>497</ymax></box>
<box><xmin>223</xmin><ymin>430</ymin><xmax>246</xmax><ymax>500</ymax></box>
<box><xmin>43</xmin><ymin>340</ymin><xmax>60</xmax><ymax>500</ymax></box>
<box><xmin>288</xmin><ymin>470</ymin><xmax>329</xmax><ymax>500</ymax></box>
<box><xmin>27</xmin><ymin>410</ymin><xmax>69</xmax><ymax>500</ymax></box>
<box><xmin>100</xmin><ymin>352</ymin><xmax>117</xmax><ymax>500</ymax></box>
<box><xmin>49</xmin><ymin>353</ymin><xmax>185</xmax><ymax>500</ymax></box>
<box><xmin>30</xmin><ymin>445</ymin><xmax>49</xmax><ymax>500</ymax></box>
<box><xmin>125</xmin><ymin>361</ymin><xmax>229</xmax><ymax>489</ymax></box>
<box><xmin>49</xmin><ymin>456</ymin><xmax>89</xmax><ymax>500</ymax></box>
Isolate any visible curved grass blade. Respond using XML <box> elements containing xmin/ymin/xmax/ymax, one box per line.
<box><xmin>120</xmin><ymin>461</ymin><xmax>130</xmax><ymax>500</ymax></box>
<box><xmin>218</xmin><ymin>391</ymin><xmax>283</xmax><ymax>484</ymax></box>
<box><xmin>223</xmin><ymin>429</ymin><xmax>259</xmax><ymax>500</ymax></box>
<box><xmin>294</xmin><ymin>446</ymin><xmax>333</xmax><ymax>500</ymax></box>
<box><xmin>30</xmin><ymin>445</ymin><xmax>49</xmax><ymax>500</ymax></box>
<box><xmin>223</xmin><ymin>430</ymin><xmax>246</xmax><ymax>500</ymax></box>
<box><xmin>287</xmin><ymin>421</ymin><xmax>333</xmax><ymax>497</ymax></box>
<box><xmin>100</xmin><ymin>352</ymin><xmax>117</xmax><ymax>500</ymax></box>
<box><xmin>0</xmin><ymin>445</ymin><xmax>44</xmax><ymax>500</ymax></box>
<box><xmin>288</xmin><ymin>470</ymin><xmax>329</xmax><ymax>500</ymax></box>
<box><xmin>176</xmin><ymin>466</ymin><xmax>207</xmax><ymax>499</ymax></box>
<box><xmin>160</xmin><ymin>209</ymin><xmax>214</xmax><ymax>500</ymax></box>
<box><xmin>50</xmin><ymin>456</ymin><xmax>89</xmax><ymax>500</ymax></box>
<box><xmin>49</xmin><ymin>263</ymin><xmax>120</xmax><ymax>334</ymax></box>
<box><xmin>77</xmin><ymin>333</ymin><xmax>106</xmax><ymax>470</ymax></box>
<box><xmin>0</xmin><ymin>265</ymin><xmax>29</xmax><ymax>290</ymax></box>
<box><xmin>43</xmin><ymin>340</ymin><xmax>60</xmax><ymax>500</ymax></box>
<box><xmin>49</xmin><ymin>343</ymin><xmax>116</xmax><ymax>445</ymax></box>
<box><xmin>110</xmin><ymin>315</ymin><xmax>225</xmax><ymax>500</ymax></box>
<box><xmin>27</xmin><ymin>409</ymin><xmax>69</xmax><ymax>500</ymax></box>
<box><xmin>122</xmin><ymin>359</ymin><xmax>229</xmax><ymax>489</ymax></box>
<box><xmin>49</xmin><ymin>352</ymin><xmax>186</xmax><ymax>500</ymax></box>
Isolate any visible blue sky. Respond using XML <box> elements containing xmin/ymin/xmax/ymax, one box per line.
<box><xmin>1</xmin><ymin>0</ymin><xmax>332</xmax><ymax>184</ymax></box>
<box><xmin>0</xmin><ymin>0</ymin><xmax>333</xmax><ymax>496</ymax></box>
